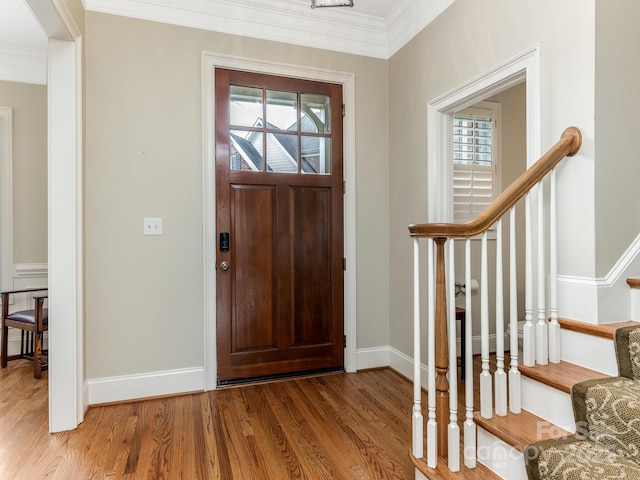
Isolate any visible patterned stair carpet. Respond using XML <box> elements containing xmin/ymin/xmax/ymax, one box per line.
<box><xmin>525</xmin><ymin>325</ymin><xmax>640</xmax><ymax>479</ymax></box>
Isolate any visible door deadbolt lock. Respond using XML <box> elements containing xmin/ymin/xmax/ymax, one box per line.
<box><xmin>219</xmin><ymin>261</ymin><xmax>230</xmax><ymax>271</ymax></box>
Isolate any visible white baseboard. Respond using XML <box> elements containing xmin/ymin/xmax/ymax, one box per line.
<box><xmin>86</xmin><ymin>337</ymin><xmax>507</xmax><ymax>406</ymax></box>
<box><xmin>358</xmin><ymin>333</ymin><xmax>508</xmax><ymax>385</ymax></box>
<box><xmin>356</xmin><ymin>346</ymin><xmax>390</xmax><ymax>370</ymax></box>
<box><xmin>87</xmin><ymin>367</ymin><xmax>204</xmax><ymax>405</ymax></box>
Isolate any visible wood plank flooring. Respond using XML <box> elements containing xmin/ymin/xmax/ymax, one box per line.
<box><xmin>4</xmin><ymin>351</ymin><xmax>584</xmax><ymax>479</ymax></box>
<box><xmin>0</xmin><ymin>360</ymin><xmax>425</xmax><ymax>479</ymax></box>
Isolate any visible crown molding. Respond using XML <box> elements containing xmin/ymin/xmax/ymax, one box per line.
<box><xmin>0</xmin><ymin>47</ymin><xmax>47</xmax><ymax>85</ymax></box>
<box><xmin>85</xmin><ymin>0</ymin><xmax>455</xmax><ymax>59</ymax></box>
<box><xmin>386</xmin><ymin>0</ymin><xmax>455</xmax><ymax>57</ymax></box>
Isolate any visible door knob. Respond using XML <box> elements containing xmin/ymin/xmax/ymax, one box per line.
<box><xmin>219</xmin><ymin>261</ymin><xmax>230</xmax><ymax>271</ymax></box>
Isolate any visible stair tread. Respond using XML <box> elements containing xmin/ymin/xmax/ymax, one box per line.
<box><xmin>474</xmin><ymin>409</ymin><xmax>571</xmax><ymax>452</ymax></box>
<box><xmin>519</xmin><ymin>360</ymin><xmax>608</xmax><ymax>393</ymax></box>
<box><xmin>558</xmin><ymin>317</ymin><xmax>639</xmax><ymax>339</ymax></box>
<box><xmin>627</xmin><ymin>277</ymin><xmax>640</xmax><ymax>289</ymax></box>
<box><xmin>410</xmin><ymin>450</ymin><xmax>502</xmax><ymax>479</ymax></box>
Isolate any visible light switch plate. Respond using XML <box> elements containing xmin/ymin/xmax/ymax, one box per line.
<box><xmin>143</xmin><ymin>217</ymin><xmax>162</xmax><ymax>235</ymax></box>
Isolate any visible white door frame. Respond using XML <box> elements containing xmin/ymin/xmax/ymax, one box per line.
<box><xmin>201</xmin><ymin>52</ymin><xmax>357</xmax><ymax>390</ymax></box>
<box><xmin>25</xmin><ymin>0</ymin><xmax>84</xmax><ymax>432</ymax></box>
<box><xmin>426</xmin><ymin>44</ymin><xmax>541</xmax><ymax>222</ymax></box>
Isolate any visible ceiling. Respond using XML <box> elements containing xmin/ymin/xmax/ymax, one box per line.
<box><xmin>0</xmin><ymin>0</ymin><xmax>455</xmax><ymax>84</ymax></box>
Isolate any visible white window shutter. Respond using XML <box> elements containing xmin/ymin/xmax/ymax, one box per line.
<box><xmin>452</xmin><ymin>105</ymin><xmax>500</xmax><ymax>225</ymax></box>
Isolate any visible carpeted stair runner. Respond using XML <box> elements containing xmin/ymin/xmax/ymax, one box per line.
<box><xmin>524</xmin><ymin>325</ymin><xmax>640</xmax><ymax>479</ymax></box>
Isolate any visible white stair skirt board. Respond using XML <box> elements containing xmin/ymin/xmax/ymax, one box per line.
<box><xmin>559</xmin><ymin>329</ymin><xmax>618</xmax><ymax>376</ymax></box>
<box><xmin>87</xmin><ymin>368</ymin><xmax>204</xmax><ymax>405</ymax></box>
<box><xmin>477</xmin><ymin>427</ymin><xmax>528</xmax><ymax>480</ymax></box>
<box><xmin>521</xmin><ymin>376</ymin><xmax>575</xmax><ymax>433</ymax></box>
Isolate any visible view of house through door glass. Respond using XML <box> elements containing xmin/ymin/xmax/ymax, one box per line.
<box><xmin>215</xmin><ymin>68</ymin><xmax>344</xmax><ymax>383</ymax></box>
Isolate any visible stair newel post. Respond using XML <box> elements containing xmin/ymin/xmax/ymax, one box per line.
<box><xmin>523</xmin><ymin>191</ymin><xmax>536</xmax><ymax>366</ymax></box>
<box><xmin>412</xmin><ymin>238</ymin><xmax>424</xmax><ymax>459</ymax></box>
<box><xmin>426</xmin><ymin>238</ymin><xmax>438</xmax><ymax>468</ymax></box>
<box><xmin>508</xmin><ymin>207</ymin><xmax>522</xmax><ymax>413</ymax></box>
<box><xmin>494</xmin><ymin>219</ymin><xmax>507</xmax><ymax>416</ymax></box>
<box><xmin>463</xmin><ymin>238</ymin><xmax>476</xmax><ymax>467</ymax></box>
<box><xmin>536</xmin><ymin>182</ymin><xmax>549</xmax><ymax>365</ymax></box>
<box><xmin>480</xmin><ymin>231</ymin><xmax>493</xmax><ymax>419</ymax></box>
<box><xmin>434</xmin><ymin>237</ymin><xmax>450</xmax><ymax>458</ymax></box>
<box><xmin>447</xmin><ymin>240</ymin><xmax>460</xmax><ymax>471</ymax></box>
<box><xmin>548</xmin><ymin>169</ymin><xmax>560</xmax><ymax>363</ymax></box>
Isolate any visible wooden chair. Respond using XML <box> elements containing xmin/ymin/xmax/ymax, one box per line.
<box><xmin>1</xmin><ymin>288</ymin><xmax>48</xmax><ymax>378</ymax></box>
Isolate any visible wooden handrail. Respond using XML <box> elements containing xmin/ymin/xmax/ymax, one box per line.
<box><xmin>409</xmin><ymin>126</ymin><xmax>582</xmax><ymax>238</ymax></box>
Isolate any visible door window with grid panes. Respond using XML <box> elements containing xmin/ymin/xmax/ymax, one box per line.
<box><xmin>452</xmin><ymin>102</ymin><xmax>501</xmax><ymax>225</ymax></box>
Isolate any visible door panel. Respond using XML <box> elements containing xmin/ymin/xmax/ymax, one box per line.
<box><xmin>215</xmin><ymin>68</ymin><xmax>344</xmax><ymax>383</ymax></box>
<box><xmin>230</xmin><ymin>185</ymin><xmax>276</xmax><ymax>353</ymax></box>
<box><xmin>290</xmin><ymin>187</ymin><xmax>332</xmax><ymax>347</ymax></box>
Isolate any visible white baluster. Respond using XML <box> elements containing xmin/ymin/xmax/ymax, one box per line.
<box><xmin>464</xmin><ymin>238</ymin><xmax>476</xmax><ymax>468</ymax></box>
<box><xmin>412</xmin><ymin>238</ymin><xmax>423</xmax><ymax>458</ymax></box>
<box><xmin>480</xmin><ymin>231</ymin><xmax>493</xmax><ymax>418</ymax></box>
<box><xmin>548</xmin><ymin>169</ymin><xmax>560</xmax><ymax>363</ymax></box>
<box><xmin>508</xmin><ymin>207</ymin><xmax>522</xmax><ymax>413</ymax></box>
<box><xmin>426</xmin><ymin>239</ymin><xmax>437</xmax><ymax>468</ymax></box>
<box><xmin>494</xmin><ymin>220</ymin><xmax>507</xmax><ymax>416</ymax></box>
<box><xmin>447</xmin><ymin>241</ymin><xmax>459</xmax><ymax>471</ymax></box>
<box><xmin>523</xmin><ymin>192</ymin><xmax>535</xmax><ymax>366</ymax></box>
<box><xmin>536</xmin><ymin>183</ymin><xmax>548</xmax><ymax>365</ymax></box>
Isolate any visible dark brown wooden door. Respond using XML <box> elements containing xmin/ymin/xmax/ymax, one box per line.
<box><xmin>215</xmin><ymin>69</ymin><xmax>344</xmax><ymax>383</ymax></box>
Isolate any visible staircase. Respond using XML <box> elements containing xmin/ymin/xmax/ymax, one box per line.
<box><xmin>524</xmin><ymin>319</ymin><xmax>640</xmax><ymax>479</ymax></box>
<box><xmin>407</xmin><ymin>127</ymin><xmax>640</xmax><ymax>478</ymax></box>
<box><xmin>408</xmin><ymin>127</ymin><xmax>584</xmax><ymax>478</ymax></box>
<box><xmin>475</xmin><ymin>318</ymin><xmax>639</xmax><ymax>479</ymax></box>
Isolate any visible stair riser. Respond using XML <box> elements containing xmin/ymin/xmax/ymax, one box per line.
<box><xmin>560</xmin><ymin>329</ymin><xmax>618</xmax><ymax>376</ymax></box>
<box><xmin>477</xmin><ymin>427</ymin><xmax>527</xmax><ymax>479</ymax></box>
<box><xmin>521</xmin><ymin>377</ymin><xmax>575</xmax><ymax>433</ymax></box>
<box><xmin>630</xmin><ymin>289</ymin><xmax>640</xmax><ymax>322</ymax></box>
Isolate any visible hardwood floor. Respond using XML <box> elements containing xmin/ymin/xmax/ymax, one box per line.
<box><xmin>0</xmin><ymin>361</ymin><xmax>423</xmax><ymax>479</ymax></box>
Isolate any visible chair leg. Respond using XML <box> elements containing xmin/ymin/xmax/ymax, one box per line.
<box><xmin>1</xmin><ymin>324</ymin><xmax>7</xmax><ymax>368</ymax></box>
<box><xmin>33</xmin><ymin>332</ymin><xmax>43</xmax><ymax>379</ymax></box>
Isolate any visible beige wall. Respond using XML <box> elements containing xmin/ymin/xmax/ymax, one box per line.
<box><xmin>0</xmin><ymin>80</ymin><xmax>48</xmax><ymax>265</ymax></box>
<box><xmin>388</xmin><ymin>0</ymin><xmax>596</xmax><ymax>357</ymax></box>
<box><xmin>594</xmin><ymin>0</ymin><xmax>640</xmax><ymax>276</ymax></box>
<box><xmin>84</xmin><ymin>12</ymin><xmax>389</xmax><ymax>379</ymax></box>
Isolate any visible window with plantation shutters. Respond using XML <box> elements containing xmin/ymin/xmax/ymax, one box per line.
<box><xmin>452</xmin><ymin>102</ymin><xmax>501</xmax><ymax>225</ymax></box>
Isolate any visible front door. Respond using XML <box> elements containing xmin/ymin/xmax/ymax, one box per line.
<box><xmin>215</xmin><ymin>69</ymin><xmax>344</xmax><ymax>383</ymax></box>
